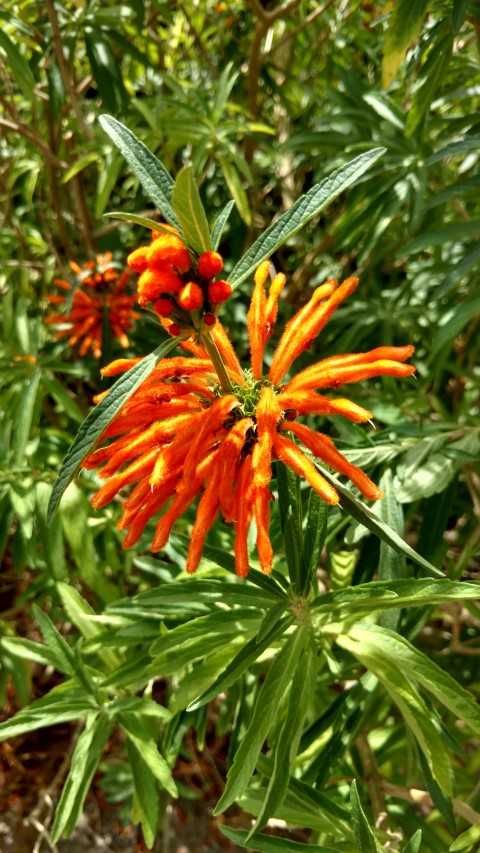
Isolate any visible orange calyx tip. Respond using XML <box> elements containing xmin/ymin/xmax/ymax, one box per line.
<box><xmin>154</xmin><ymin>297</ymin><xmax>176</xmax><ymax>317</ymax></box>
<box><xmin>178</xmin><ymin>282</ymin><xmax>204</xmax><ymax>311</ymax></box>
<box><xmin>204</xmin><ymin>313</ymin><xmax>216</xmax><ymax>326</ymax></box>
<box><xmin>168</xmin><ymin>323</ymin><xmax>182</xmax><ymax>336</ymax></box>
<box><xmin>147</xmin><ymin>234</ymin><xmax>191</xmax><ymax>273</ymax></box>
<box><xmin>127</xmin><ymin>246</ymin><xmax>149</xmax><ymax>272</ymax></box>
<box><xmin>197</xmin><ymin>251</ymin><xmax>223</xmax><ymax>278</ymax></box>
<box><xmin>208</xmin><ymin>280</ymin><xmax>233</xmax><ymax>304</ymax></box>
<box><xmin>100</xmin><ymin>357</ymin><xmax>142</xmax><ymax>376</ymax></box>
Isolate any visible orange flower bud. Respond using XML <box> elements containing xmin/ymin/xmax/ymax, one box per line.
<box><xmin>168</xmin><ymin>323</ymin><xmax>181</xmax><ymax>336</ymax></box>
<box><xmin>137</xmin><ymin>268</ymin><xmax>183</xmax><ymax>305</ymax></box>
<box><xmin>208</xmin><ymin>279</ymin><xmax>233</xmax><ymax>304</ymax></box>
<box><xmin>147</xmin><ymin>235</ymin><xmax>191</xmax><ymax>273</ymax></box>
<box><xmin>203</xmin><ymin>313</ymin><xmax>216</xmax><ymax>326</ymax></box>
<box><xmin>154</xmin><ymin>297</ymin><xmax>176</xmax><ymax>317</ymax></box>
<box><xmin>178</xmin><ymin>282</ymin><xmax>204</xmax><ymax>311</ymax></box>
<box><xmin>127</xmin><ymin>246</ymin><xmax>149</xmax><ymax>272</ymax></box>
<box><xmin>197</xmin><ymin>251</ymin><xmax>223</xmax><ymax>278</ymax></box>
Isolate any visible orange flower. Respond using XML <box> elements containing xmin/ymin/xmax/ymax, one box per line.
<box><xmin>45</xmin><ymin>253</ymin><xmax>140</xmax><ymax>358</ymax></box>
<box><xmin>83</xmin><ymin>266</ymin><xmax>415</xmax><ymax>576</ymax></box>
<box><xmin>127</xmin><ymin>232</ymin><xmax>233</xmax><ymax>334</ymax></box>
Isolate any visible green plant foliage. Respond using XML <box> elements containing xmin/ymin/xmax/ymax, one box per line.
<box><xmin>1</xmin><ymin>1</ymin><xmax>479</xmax><ymax>850</ymax></box>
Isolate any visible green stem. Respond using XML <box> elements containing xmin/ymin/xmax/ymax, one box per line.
<box><xmin>201</xmin><ymin>332</ymin><xmax>233</xmax><ymax>392</ymax></box>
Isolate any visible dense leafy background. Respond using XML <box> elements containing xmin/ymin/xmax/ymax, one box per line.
<box><xmin>1</xmin><ymin>1</ymin><xmax>479</xmax><ymax>851</ymax></box>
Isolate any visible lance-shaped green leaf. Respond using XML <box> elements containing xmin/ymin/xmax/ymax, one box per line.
<box><xmin>127</xmin><ymin>737</ymin><xmax>159</xmax><ymax>849</ymax></box>
<box><xmin>382</xmin><ymin>0</ymin><xmax>433</xmax><ymax>88</ymax></box>
<box><xmin>346</xmin><ymin>624</ymin><xmax>480</xmax><ymax>736</ymax></box>
<box><xmin>98</xmin><ymin>115</ymin><xmax>180</xmax><ymax>231</ymax></box>
<box><xmin>172</xmin><ymin>166</ymin><xmax>212</xmax><ymax>254</ymax></box>
<box><xmin>316</xmin><ymin>464</ymin><xmax>443</xmax><ymax>577</ymax></box>
<box><xmin>211</xmin><ymin>199</ymin><xmax>235</xmax><ymax>250</ymax></box>
<box><xmin>51</xmin><ymin>714</ymin><xmax>114</xmax><ymax>842</ymax></box>
<box><xmin>312</xmin><ymin>578</ymin><xmax>480</xmax><ymax>617</ymax></box>
<box><xmin>0</xmin><ymin>30</ymin><xmax>36</xmax><ymax>97</ymax></box>
<box><xmin>214</xmin><ymin>625</ymin><xmax>308</xmax><ymax>813</ymax></box>
<box><xmin>104</xmin><ymin>211</ymin><xmax>179</xmax><ymax>236</ymax></box>
<box><xmin>0</xmin><ymin>690</ymin><xmax>98</xmax><ymax>740</ymax></box>
<box><xmin>119</xmin><ymin>712</ymin><xmax>177</xmax><ymax>797</ymax></box>
<box><xmin>220</xmin><ymin>826</ymin><xmax>338</xmax><ymax>853</ymax></box>
<box><xmin>228</xmin><ymin>148</ymin><xmax>385</xmax><ymax>288</ymax></box>
<box><xmin>247</xmin><ymin>639</ymin><xmax>317</xmax><ymax>840</ymax></box>
<box><xmin>403</xmin><ymin>830</ymin><xmax>422</xmax><ymax>853</ymax></box>
<box><xmin>350</xmin><ymin>781</ymin><xmax>382</xmax><ymax>853</ymax></box>
<box><xmin>47</xmin><ymin>336</ymin><xmax>180</xmax><ymax>522</ymax></box>
<box><xmin>338</xmin><ymin>632</ymin><xmax>452</xmax><ymax>794</ymax></box>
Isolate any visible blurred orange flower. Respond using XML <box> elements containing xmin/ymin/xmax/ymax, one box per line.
<box><xmin>83</xmin><ymin>263</ymin><xmax>415</xmax><ymax>577</ymax></box>
<box><xmin>45</xmin><ymin>253</ymin><xmax>140</xmax><ymax>358</ymax></box>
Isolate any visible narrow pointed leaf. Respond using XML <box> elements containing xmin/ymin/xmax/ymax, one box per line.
<box><xmin>104</xmin><ymin>211</ymin><xmax>179</xmax><ymax>236</ymax></box>
<box><xmin>350</xmin><ymin>781</ymin><xmax>379</xmax><ymax>853</ymax></box>
<box><xmin>51</xmin><ymin>715</ymin><xmax>113</xmax><ymax>842</ymax></box>
<box><xmin>47</xmin><ymin>337</ymin><xmax>180</xmax><ymax>522</ymax></box>
<box><xmin>229</xmin><ymin>149</ymin><xmax>385</xmax><ymax>287</ymax></box>
<box><xmin>211</xmin><ymin>199</ymin><xmax>235</xmax><ymax>250</ymax></box>
<box><xmin>316</xmin><ymin>464</ymin><xmax>443</xmax><ymax>577</ymax></box>
<box><xmin>172</xmin><ymin>166</ymin><xmax>212</xmax><ymax>254</ymax></box>
<box><xmin>220</xmin><ymin>826</ymin><xmax>338</xmax><ymax>853</ymax></box>
<box><xmin>99</xmin><ymin>115</ymin><xmax>180</xmax><ymax>230</ymax></box>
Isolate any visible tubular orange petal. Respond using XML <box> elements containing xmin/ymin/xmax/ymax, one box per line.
<box><xmin>211</xmin><ymin>321</ymin><xmax>245</xmax><ymax>384</ymax></box>
<box><xmin>219</xmin><ymin>417</ymin><xmax>255</xmax><ymax>518</ymax></box>
<box><xmin>252</xmin><ymin>484</ymin><xmax>273</xmax><ymax>574</ymax></box>
<box><xmin>247</xmin><ymin>261</ymin><xmax>269</xmax><ymax>379</ymax></box>
<box><xmin>253</xmin><ymin>386</ymin><xmax>282</xmax><ymax>489</ymax></box>
<box><xmin>287</xmin><ymin>359</ymin><xmax>416</xmax><ymax>392</ymax></box>
<box><xmin>276</xmin><ymin>389</ymin><xmax>373</xmax><ymax>423</ymax></box>
<box><xmin>272</xmin><ymin>433</ymin><xmax>339</xmax><ymax>505</ymax></box>
<box><xmin>233</xmin><ymin>455</ymin><xmax>254</xmax><ymax>577</ymax></box>
<box><xmin>264</xmin><ymin>272</ymin><xmax>286</xmax><ymax>336</ymax></box>
<box><xmin>186</xmin><ymin>470</ymin><xmax>222</xmax><ymax>574</ymax></box>
<box><xmin>282</xmin><ymin>421</ymin><xmax>383</xmax><ymax>500</ymax></box>
<box><xmin>268</xmin><ymin>278</ymin><xmax>338</xmax><ymax>384</ymax></box>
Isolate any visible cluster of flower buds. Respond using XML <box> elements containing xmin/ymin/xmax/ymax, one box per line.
<box><xmin>127</xmin><ymin>229</ymin><xmax>233</xmax><ymax>337</ymax></box>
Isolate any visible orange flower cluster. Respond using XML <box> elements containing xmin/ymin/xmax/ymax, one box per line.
<box><xmin>83</xmin><ymin>261</ymin><xmax>415</xmax><ymax>577</ymax></box>
<box><xmin>45</xmin><ymin>253</ymin><xmax>140</xmax><ymax>358</ymax></box>
<box><xmin>127</xmin><ymin>229</ymin><xmax>232</xmax><ymax>335</ymax></box>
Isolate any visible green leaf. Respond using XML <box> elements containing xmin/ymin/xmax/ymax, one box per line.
<box><xmin>98</xmin><ymin>115</ymin><xmax>180</xmax><ymax>230</ymax></box>
<box><xmin>228</xmin><ymin>149</ymin><xmax>385</xmax><ymax>288</ymax></box>
<box><xmin>247</xmin><ymin>640</ymin><xmax>317</xmax><ymax>839</ymax></box>
<box><xmin>338</xmin><ymin>629</ymin><xmax>453</xmax><ymax>794</ymax></box>
<box><xmin>377</xmin><ymin>470</ymin><xmax>405</xmax><ymax>630</ymax></box>
<box><xmin>316</xmin><ymin>464</ymin><xmax>443</xmax><ymax>577</ymax></box>
<box><xmin>215</xmin><ymin>625</ymin><xmax>308</xmax><ymax>813</ymax></box>
<box><xmin>382</xmin><ymin>0</ymin><xmax>433</xmax><ymax>88</ymax></box>
<box><xmin>51</xmin><ymin>714</ymin><xmax>113</xmax><ymax>841</ymax></box>
<box><xmin>396</xmin><ymin>431</ymin><xmax>480</xmax><ymax>502</ymax></box>
<box><xmin>149</xmin><ymin>608</ymin><xmax>262</xmax><ymax>656</ymax></box>
<box><xmin>0</xmin><ymin>29</ymin><xmax>36</xmax><ymax>97</ymax></box>
<box><xmin>57</xmin><ymin>582</ymin><xmax>120</xmax><ymax>671</ymax></box>
<box><xmin>172</xmin><ymin>166</ymin><xmax>212</xmax><ymax>254</ymax></box>
<box><xmin>299</xmin><ymin>489</ymin><xmax>327</xmax><ymax>594</ymax></box>
<box><xmin>432</xmin><ymin>296</ymin><xmax>480</xmax><ymax>355</ymax></box>
<box><xmin>187</xmin><ymin>615</ymin><xmax>295</xmax><ymax>710</ymax></box>
<box><xmin>32</xmin><ymin>604</ymin><xmax>77</xmax><ymax>677</ymax></box>
<box><xmin>61</xmin><ymin>152</ymin><xmax>99</xmax><ymax>184</ymax></box>
<box><xmin>406</xmin><ymin>33</ymin><xmax>453</xmax><ymax>135</ymax></box>
<box><xmin>103</xmin><ymin>211</ymin><xmax>176</xmax><ymax>235</ymax></box>
<box><xmin>0</xmin><ymin>636</ymin><xmax>60</xmax><ymax>668</ymax></box>
<box><xmin>12</xmin><ymin>369</ymin><xmax>41</xmax><ymax>464</ymax></box>
<box><xmin>312</xmin><ymin>578</ymin><xmax>480</xmax><ymax>618</ymax></box>
<box><xmin>217</xmin><ymin>153</ymin><xmax>251</xmax><ymax>225</ymax></box>
<box><xmin>127</xmin><ymin>737</ymin><xmax>159</xmax><ymax>849</ymax></box>
<box><xmin>350</xmin><ymin>781</ymin><xmax>379</xmax><ymax>853</ymax></box>
<box><xmin>0</xmin><ymin>690</ymin><xmax>97</xmax><ymax>740</ymax></box>
<box><xmin>47</xmin><ymin>337</ymin><xmax>180</xmax><ymax>523</ymax></box>
<box><xmin>347</xmin><ymin>624</ymin><xmax>480</xmax><ymax>737</ymax></box>
<box><xmin>119</xmin><ymin>713</ymin><xmax>177</xmax><ymax>797</ymax></box>
<box><xmin>452</xmin><ymin>0</ymin><xmax>471</xmax><ymax>32</ymax></box>
<box><xmin>276</xmin><ymin>462</ymin><xmax>303</xmax><ymax>592</ymax></box>
<box><xmin>220</xmin><ymin>826</ymin><xmax>338</xmax><ymax>853</ymax></box>
<box><xmin>42</xmin><ymin>372</ymin><xmax>85</xmax><ymax>423</ymax></box>
<box><xmin>211</xmin><ymin>200</ymin><xmax>235</xmax><ymax>250</ymax></box>
<box><xmin>449</xmin><ymin>823</ymin><xmax>480</xmax><ymax>852</ymax></box>
<box><xmin>403</xmin><ymin>830</ymin><xmax>422</xmax><ymax>853</ymax></box>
